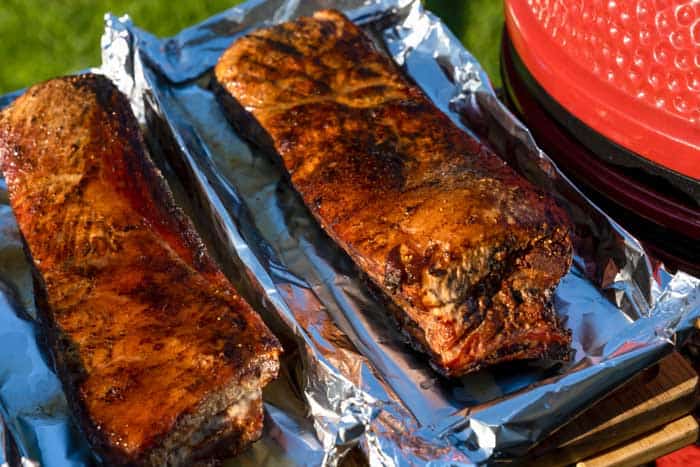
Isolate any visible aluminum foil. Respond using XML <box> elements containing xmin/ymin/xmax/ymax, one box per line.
<box><xmin>1</xmin><ymin>0</ymin><xmax>699</xmax><ymax>465</ymax></box>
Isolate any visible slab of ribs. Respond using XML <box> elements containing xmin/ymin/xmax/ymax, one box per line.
<box><xmin>0</xmin><ymin>74</ymin><xmax>281</xmax><ymax>466</ymax></box>
<box><xmin>214</xmin><ymin>9</ymin><xmax>573</xmax><ymax>377</ymax></box>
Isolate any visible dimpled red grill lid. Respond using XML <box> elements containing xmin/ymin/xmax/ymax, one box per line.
<box><xmin>505</xmin><ymin>0</ymin><xmax>700</xmax><ymax>180</ymax></box>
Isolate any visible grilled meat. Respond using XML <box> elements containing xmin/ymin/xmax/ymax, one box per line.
<box><xmin>214</xmin><ymin>10</ymin><xmax>573</xmax><ymax>376</ymax></box>
<box><xmin>0</xmin><ymin>74</ymin><xmax>281</xmax><ymax>465</ymax></box>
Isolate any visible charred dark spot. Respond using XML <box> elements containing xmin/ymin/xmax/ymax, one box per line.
<box><xmin>512</xmin><ymin>289</ymin><xmax>524</xmax><ymax>305</ymax></box>
<box><xmin>318</xmin><ymin>19</ymin><xmax>338</xmax><ymax>38</ymax></box>
<box><xmin>456</xmin><ymin>301</ymin><xmax>480</xmax><ymax>336</ymax></box>
<box><xmin>384</xmin><ymin>245</ymin><xmax>403</xmax><ymax>293</ymax></box>
<box><xmin>185</xmin><ymin>379</ymin><xmax>204</xmax><ymax>393</ymax></box>
<box><xmin>354</xmin><ymin>66</ymin><xmax>382</xmax><ymax>79</ymax></box>
<box><xmin>197</xmin><ymin>315</ymin><xmax>214</xmax><ymax>329</ymax></box>
<box><xmin>192</xmin><ymin>248</ymin><xmax>212</xmax><ymax>273</ymax></box>
<box><xmin>250</xmin><ymin>34</ymin><xmax>303</xmax><ymax>58</ymax></box>
<box><xmin>428</xmin><ymin>266</ymin><xmax>447</xmax><ymax>277</ymax></box>
<box><xmin>226</xmin><ymin>309</ymin><xmax>248</xmax><ymax>331</ymax></box>
<box><xmin>260</xmin><ymin>334</ymin><xmax>280</xmax><ymax>351</ymax></box>
<box><xmin>404</xmin><ymin>204</ymin><xmax>419</xmax><ymax>215</ymax></box>
<box><xmin>364</xmin><ymin>137</ymin><xmax>405</xmax><ymax>188</ymax></box>
<box><xmin>222</xmin><ymin>341</ymin><xmax>244</xmax><ymax>366</ymax></box>
<box><xmin>104</xmin><ymin>386</ymin><xmax>125</xmax><ymax>403</ymax></box>
<box><xmin>384</xmin><ymin>244</ymin><xmax>428</xmax><ymax>291</ymax></box>
<box><xmin>346</xmin><ymin>84</ymin><xmax>389</xmax><ymax>100</ymax></box>
<box><xmin>130</xmin><ymin>275</ymin><xmax>177</xmax><ymax>316</ymax></box>
<box><xmin>492</xmin><ymin>343</ymin><xmax>530</xmax><ymax>360</ymax></box>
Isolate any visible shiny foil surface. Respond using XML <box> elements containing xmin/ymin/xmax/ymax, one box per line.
<box><xmin>1</xmin><ymin>0</ymin><xmax>699</xmax><ymax>465</ymax></box>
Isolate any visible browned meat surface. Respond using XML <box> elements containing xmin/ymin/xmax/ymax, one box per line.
<box><xmin>214</xmin><ymin>10</ymin><xmax>573</xmax><ymax>376</ymax></box>
<box><xmin>0</xmin><ymin>74</ymin><xmax>281</xmax><ymax>466</ymax></box>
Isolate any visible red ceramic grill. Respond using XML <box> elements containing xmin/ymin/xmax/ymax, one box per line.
<box><xmin>502</xmin><ymin>0</ymin><xmax>700</xmax><ymax>274</ymax></box>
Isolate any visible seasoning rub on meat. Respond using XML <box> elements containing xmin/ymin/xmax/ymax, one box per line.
<box><xmin>0</xmin><ymin>74</ymin><xmax>281</xmax><ymax>466</ymax></box>
<box><xmin>214</xmin><ymin>10</ymin><xmax>573</xmax><ymax>376</ymax></box>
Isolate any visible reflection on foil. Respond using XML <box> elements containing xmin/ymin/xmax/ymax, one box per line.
<box><xmin>0</xmin><ymin>0</ymin><xmax>698</xmax><ymax>465</ymax></box>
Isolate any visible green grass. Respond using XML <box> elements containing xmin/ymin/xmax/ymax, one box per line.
<box><xmin>427</xmin><ymin>0</ymin><xmax>504</xmax><ymax>88</ymax></box>
<box><xmin>0</xmin><ymin>0</ymin><xmax>503</xmax><ymax>95</ymax></box>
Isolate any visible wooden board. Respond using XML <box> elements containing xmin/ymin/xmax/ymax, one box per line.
<box><xmin>528</xmin><ymin>351</ymin><xmax>698</xmax><ymax>466</ymax></box>
<box><xmin>577</xmin><ymin>415</ymin><xmax>698</xmax><ymax>467</ymax></box>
